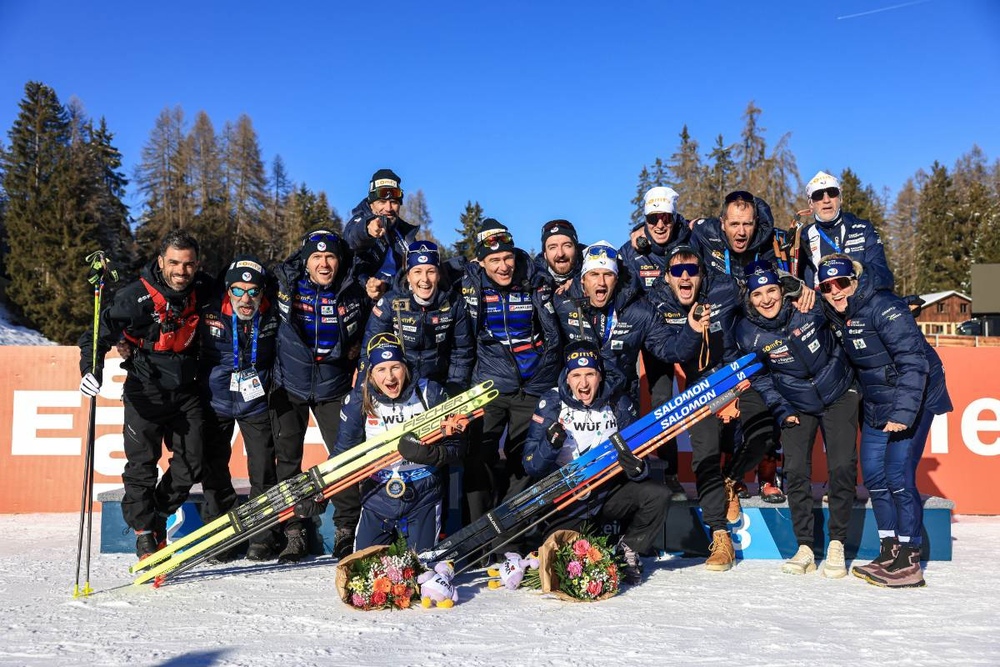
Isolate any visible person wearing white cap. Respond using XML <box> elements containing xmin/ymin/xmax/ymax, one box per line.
<box><xmin>552</xmin><ymin>240</ymin><xmax>709</xmax><ymax>405</ymax></box>
<box><xmin>794</xmin><ymin>171</ymin><xmax>894</xmax><ymax>292</ymax></box>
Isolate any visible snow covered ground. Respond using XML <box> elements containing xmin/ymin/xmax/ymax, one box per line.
<box><xmin>0</xmin><ymin>514</ymin><xmax>997</xmax><ymax>667</ymax></box>
<box><xmin>0</xmin><ymin>302</ymin><xmax>55</xmax><ymax>345</ymax></box>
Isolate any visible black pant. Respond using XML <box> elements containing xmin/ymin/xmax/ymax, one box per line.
<box><xmin>725</xmin><ymin>388</ymin><xmax>780</xmax><ymax>480</ymax></box>
<box><xmin>548</xmin><ymin>479</ymin><xmax>672</xmax><ymax>556</ymax></box>
<box><xmin>269</xmin><ymin>386</ymin><xmax>348</xmax><ymax>533</ymax></box>
<box><xmin>463</xmin><ymin>391</ymin><xmax>537</xmax><ymax>524</ymax></box>
<box><xmin>201</xmin><ymin>409</ymin><xmax>278</xmax><ymax>545</ymax></box>
<box><xmin>120</xmin><ymin>381</ymin><xmax>204</xmax><ymax>533</ymax></box>
<box><xmin>645</xmin><ymin>352</ymin><xmax>678</xmax><ymax>472</ymax></box>
<box><xmin>781</xmin><ymin>389</ymin><xmax>859</xmax><ymax>546</ymax></box>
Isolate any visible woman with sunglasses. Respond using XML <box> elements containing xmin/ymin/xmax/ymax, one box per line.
<box><xmin>736</xmin><ymin>261</ymin><xmax>860</xmax><ymax>577</ymax></box>
<box><xmin>818</xmin><ymin>254</ymin><xmax>952</xmax><ymax>588</ymax></box>
<box><xmin>326</xmin><ymin>334</ymin><xmax>467</xmax><ymax>553</ymax></box>
<box><xmin>795</xmin><ymin>171</ymin><xmax>894</xmax><ymax>293</ymax></box>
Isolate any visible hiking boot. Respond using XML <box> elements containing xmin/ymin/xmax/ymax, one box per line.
<box><xmin>781</xmin><ymin>544</ymin><xmax>816</xmax><ymax>575</ymax></box>
<box><xmin>662</xmin><ymin>474</ymin><xmax>688</xmax><ymax>502</ymax></box>
<box><xmin>760</xmin><ymin>482</ymin><xmax>786</xmax><ymax>504</ymax></box>
<box><xmin>278</xmin><ymin>527</ymin><xmax>308</xmax><ymax>563</ymax></box>
<box><xmin>246</xmin><ymin>541</ymin><xmax>277</xmax><ymax>562</ymax></box>
<box><xmin>704</xmin><ymin>530</ymin><xmax>735</xmax><ymax>572</ymax></box>
<box><xmin>821</xmin><ymin>539</ymin><xmax>847</xmax><ymax>579</ymax></box>
<box><xmin>724</xmin><ymin>478</ymin><xmax>742</xmax><ymax>523</ymax></box>
<box><xmin>617</xmin><ymin>539</ymin><xmax>643</xmax><ymax>585</ymax></box>
<box><xmin>135</xmin><ymin>532</ymin><xmax>160</xmax><ymax>560</ymax></box>
<box><xmin>866</xmin><ymin>544</ymin><xmax>925</xmax><ymax>588</ymax></box>
<box><xmin>333</xmin><ymin>527</ymin><xmax>355</xmax><ymax>560</ymax></box>
<box><xmin>852</xmin><ymin>537</ymin><xmax>899</xmax><ymax>580</ymax></box>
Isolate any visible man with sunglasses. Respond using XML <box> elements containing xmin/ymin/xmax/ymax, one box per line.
<box><xmin>554</xmin><ymin>241</ymin><xmax>706</xmax><ymax>405</ymax></box>
<box><xmin>460</xmin><ymin>218</ymin><xmax>563</xmax><ymax>525</ymax></box>
<box><xmin>78</xmin><ymin>230</ymin><xmax>212</xmax><ymax>560</ymax></box>
<box><xmin>619</xmin><ymin>186</ymin><xmax>693</xmax><ymax>500</ymax></box>
<box><xmin>344</xmin><ymin>168</ymin><xmax>418</xmax><ymax>300</ymax></box>
<box><xmin>197</xmin><ymin>255</ymin><xmax>281</xmax><ymax>561</ymax></box>
<box><xmin>271</xmin><ymin>228</ymin><xmax>367</xmax><ymax>561</ymax></box>
<box><xmin>795</xmin><ymin>171</ymin><xmax>894</xmax><ymax>292</ymax></box>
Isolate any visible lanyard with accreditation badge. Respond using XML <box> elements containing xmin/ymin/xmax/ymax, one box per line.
<box><xmin>230</xmin><ymin>312</ymin><xmax>265</xmax><ymax>401</ymax></box>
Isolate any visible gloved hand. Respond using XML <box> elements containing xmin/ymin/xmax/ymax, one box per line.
<box><xmin>545</xmin><ymin>422</ymin><xmax>567</xmax><ymax>450</ymax></box>
<box><xmin>398</xmin><ymin>432</ymin><xmax>446</xmax><ymax>467</ymax></box>
<box><xmin>80</xmin><ymin>372</ymin><xmax>101</xmax><ymax>397</ymax></box>
<box><xmin>617</xmin><ymin>446</ymin><xmax>646</xmax><ymax>480</ymax></box>
<box><xmin>293</xmin><ymin>493</ymin><xmax>329</xmax><ymax>518</ymax></box>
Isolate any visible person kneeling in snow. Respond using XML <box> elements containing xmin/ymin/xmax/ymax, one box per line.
<box><xmin>522</xmin><ymin>342</ymin><xmax>671</xmax><ymax>585</ymax></box>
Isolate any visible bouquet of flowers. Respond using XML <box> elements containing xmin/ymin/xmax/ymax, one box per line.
<box><xmin>335</xmin><ymin>535</ymin><xmax>424</xmax><ymax>611</ymax></box>
<box><xmin>538</xmin><ymin>529</ymin><xmax>619</xmax><ymax>602</ymax></box>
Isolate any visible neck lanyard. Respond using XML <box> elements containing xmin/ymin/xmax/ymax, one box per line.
<box><xmin>591</xmin><ymin>307</ymin><xmax>617</xmax><ymax>345</ymax></box>
<box><xmin>816</xmin><ymin>225</ymin><xmax>842</xmax><ymax>253</ymax></box>
<box><xmin>232</xmin><ymin>312</ymin><xmax>259</xmax><ymax>371</ymax></box>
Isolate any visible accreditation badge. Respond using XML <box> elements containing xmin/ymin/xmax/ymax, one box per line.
<box><xmin>238</xmin><ymin>369</ymin><xmax>266</xmax><ymax>401</ymax></box>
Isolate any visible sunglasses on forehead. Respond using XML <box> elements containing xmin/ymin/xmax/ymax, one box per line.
<box><xmin>724</xmin><ymin>190</ymin><xmax>755</xmax><ymax>206</ymax></box>
<box><xmin>668</xmin><ymin>263</ymin><xmax>700</xmax><ymax>278</ymax></box>
<box><xmin>366</xmin><ymin>332</ymin><xmax>402</xmax><ymax>355</ymax></box>
<box><xmin>229</xmin><ymin>286</ymin><xmax>262</xmax><ymax>298</ymax></box>
<box><xmin>810</xmin><ymin>187</ymin><xmax>841</xmax><ymax>202</ymax></box>
<box><xmin>819</xmin><ymin>276</ymin><xmax>854</xmax><ymax>293</ymax></box>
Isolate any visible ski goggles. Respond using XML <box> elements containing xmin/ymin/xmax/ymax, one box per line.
<box><xmin>668</xmin><ymin>263</ymin><xmax>700</xmax><ymax>278</ymax></box>
<box><xmin>819</xmin><ymin>277</ymin><xmax>854</xmax><ymax>293</ymax></box>
<box><xmin>303</xmin><ymin>230</ymin><xmax>341</xmax><ymax>245</ymax></box>
<box><xmin>229</xmin><ymin>286</ymin><xmax>262</xmax><ymax>298</ymax></box>
<box><xmin>477</xmin><ymin>230</ymin><xmax>513</xmax><ymax>247</ymax></box>
<box><xmin>584</xmin><ymin>245</ymin><xmax>618</xmax><ymax>261</ymax></box>
<box><xmin>810</xmin><ymin>186</ymin><xmax>841</xmax><ymax>202</ymax></box>
<box><xmin>372</xmin><ymin>186</ymin><xmax>403</xmax><ymax>201</ymax></box>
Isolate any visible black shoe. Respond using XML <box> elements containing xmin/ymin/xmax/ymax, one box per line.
<box><xmin>617</xmin><ymin>540</ymin><xmax>643</xmax><ymax>585</ymax></box>
<box><xmin>662</xmin><ymin>475</ymin><xmax>688</xmax><ymax>502</ymax></box>
<box><xmin>246</xmin><ymin>542</ymin><xmax>277</xmax><ymax>562</ymax></box>
<box><xmin>278</xmin><ymin>528</ymin><xmax>308</xmax><ymax>563</ymax></box>
<box><xmin>135</xmin><ymin>532</ymin><xmax>159</xmax><ymax>560</ymax></box>
<box><xmin>333</xmin><ymin>527</ymin><xmax>355</xmax><ymax>560</ymax></box>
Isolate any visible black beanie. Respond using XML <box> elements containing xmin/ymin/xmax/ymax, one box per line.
<box><xmin>540</xmin><ymin>219</ymin><xmax>578</xmax><ymax>246</ymax></box>
<box><xmin>301</xmin><ymin>229</ymin><xmax>342</xmax><ymax>260</ymax></box>
<box><xmin>476</xmin><ymin>218</ymin><xmax>515</xmax><ymax>261</ymax></box>
<box><xmin>225</xmin><ymin>254</ymin><xmax>266</xmax><ymax>287</ymax></box>
<box><xmin>368</xmin><ymin>168</ymin><xmax>402</xmax><ymax>202</ymax></box>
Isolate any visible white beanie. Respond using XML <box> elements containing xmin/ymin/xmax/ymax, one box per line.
<box><xmin>643</xmin><ymin>186</ymin><xmax>680</xmax><ymax>216</ymax></box>
<box><xmin>806</xmin><ymin>171</ymin><xmax>841</xmax><ymax>198</ymax></box>
<box><xmin>581</xmin><ymin>241</ymin><xmax>619</xmax><ymax>277</ymax></box>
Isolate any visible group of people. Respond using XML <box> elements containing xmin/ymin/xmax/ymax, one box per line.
<box><xmin>78</xmin><ymin>167</ymin><xmax>952</xmax><ymax>590</ymax></box>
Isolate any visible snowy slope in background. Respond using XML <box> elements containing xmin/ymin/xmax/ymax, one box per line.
<box><xmin>0</xmin><ymin>514</ymin><xmax>997</xmax><ymax>667</ymax></box>
<box><xmin>0</xmin><ymin>302</ymin><xmax>56</xmax><ymax>345</ymax></box>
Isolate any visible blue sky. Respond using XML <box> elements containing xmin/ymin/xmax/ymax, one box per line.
<box><xmin>1</xmin><ymin>1</ymin><xmax>998</xmax><ymax>251</ymax></box>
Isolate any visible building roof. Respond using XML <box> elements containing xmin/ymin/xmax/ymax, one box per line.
<box><xmin>919</xmin><ymin>290</ymin><xmax>971</xmax><ymax>307</ymax></box>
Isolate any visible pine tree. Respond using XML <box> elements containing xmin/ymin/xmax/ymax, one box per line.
<box><xmin>706</xmin><ymin>134</ymin><xmax>736</xmax><ymax>214</ymax></box>
<box><xmin>90</xmin><ymin>118</ymin><xmax>135</xmax><ymax>270</ymax></box>
<box><xmin>402</xmin><ymin>189</ymin><xmax>450</xmax><ymax>258</ymax></box>
<box><xmin>453</xmin><ymin>200</ymin><xmax>483</xmax><ymax>260</ymax></box>
<box><xmin>887</xmin><ymin>177</ymin><xmax>922</xmax><ymax>296</ymax></box>
<box><xmin>135</xmin><ymin>106</ymin><xmax>192</xmax><ymax>262</ymax></box>
<box><xmin>839</xmin><ymin>168</ymin><xmax>888</xmax><ymax>253</ymax></box>
<box><xmin>974</xmin><ymin>158</ymin><xmax>1000</xmax><ymax>265</ymax></box>
<box><xmin>280</xmin><ymin>184</ymin><xmax>341</xmax><ymax>260</ymax></box>
<box><xmin>915</xmin><ymin>162</ymin><xmax>961</xmax><ymax>293</ymax></box>
<box><xmin>263</xmin><ymin>154</ymin><xmax>292</xmax><ymax>265</ymax></box>
<box><xmin>224</xmin><ymin>114</ymin><xmax>269</xmax><ymax>272</ymax></box>
<box><xmin>630</xmin><ymin>166</ymin><xmax>652</xmax><ymax>227</ymax></box>
<box><xmin>667</xmin><ymin>125</ymin><xmax>711</xmax><ymax>219</ymax></box>
<box><xmin>732</xmin><ymin>101</ymin><xmax>800</xmax><ymax>219</ymax></box>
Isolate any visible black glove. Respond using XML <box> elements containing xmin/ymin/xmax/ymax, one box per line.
<box><xmin>635</xmin><ymin>235</ymin><xmax>651</xmax><ymax>256</ymax></box>
<box><xmin>398</xmin><ymin>432</ymin><xmax>447</xmax><ymax>467</ymax></box>
<box><xmin>616</xmin><ymin>447</ymin><xmax>646</xmax><ymax>479</ymax></box>
<box><xmin>293</xmin><ymin>494</ymin><xmax>329</xmax><ymax>518</ymax></box>
<box><xmin>545</xmin><ymin>422</ymin><xmax>567</xmax><ymax>449</ymax></box>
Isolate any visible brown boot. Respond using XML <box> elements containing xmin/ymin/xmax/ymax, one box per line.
<box><xmin>852</xmin><ymin>537</ymin><xmax>899</xmax><ymax>580</ymax></box>
<box><xmin>866</xmin><ymin>544</ymin><xmax>925</xmax><ymax>588</ymax></box>
<box><xmin>705</xmin><ymin>530</ymin><xmax>735</xmax><ymax>572</ymax></box>
<box><xmin>724</xmin><ymin>478</ymin><xmax>742</xmax><ymax>524</ymax></box>
<box><xmin>757</xmin><ymin>457</ymin><xmax>786</xmax><ymax>504</ymax></box>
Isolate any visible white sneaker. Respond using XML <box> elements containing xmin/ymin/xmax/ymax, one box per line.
<box><xmin>821</xmin><ymin>539</ymin><xmax>847</xmax><ymax>579</ymax></box>
<box><xmin>781</xmin><ymin>545</ymin><xmax>817</xmax><ymax>575</ymax></box>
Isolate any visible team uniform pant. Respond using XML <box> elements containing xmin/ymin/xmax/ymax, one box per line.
<box><xmin>781</xmin><ymin>389</ymin><xmax>859</xmax><ymax>546</ymax></box>
<box><xmin>860</xmin><ymin>406</ymin><xmax>935</xmax><ymax>545</ymax></box>
<box><xmin>464</xmin><ymin>391</ymin><xmax>537</xmax><ymax>524</ymax></box>
<box><xmin>355</xmin><ymin>478</ymin><xmax>443</xmax><ymax>553</ymax></box>
<box><xmin>645</xmin><ymin>353</ymin><xmax>678</xmax><ymax>472</ymax></box>
<box><xmin>120</xmin><ymin>381</ymin><xmax>204</xmax><ymax>533</ymax></box>
<box><xmin>269</xmin><ymin>386</ymin><xmax>349</xmax><ymax>533</ymax></box>
<box><xmin>201</xmin><ymin>409</ymin><xmax>278</xmax><ymax>546</ymax></box>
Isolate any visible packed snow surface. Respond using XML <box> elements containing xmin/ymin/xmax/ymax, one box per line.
<box><xmin>0</xmin><ymin>513</ymin><xmax>997</xmax><ymax>666</ymax></box>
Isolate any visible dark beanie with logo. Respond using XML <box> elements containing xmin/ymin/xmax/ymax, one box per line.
<box><xmin>476</xmin><ymin>218</ymin><xmax>515</xmax><ymax>261</ymax></box>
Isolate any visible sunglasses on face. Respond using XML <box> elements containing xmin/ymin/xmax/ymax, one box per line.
<box><xmin>646</xmin><ymin>212</ymin><xmax>673</xmax><ymax>227</ymax></box>
<box><xmin>229</xmin><ymin>286</ymin><xmax>262</xmax><ymax>298</ymax></box>
<box><xmin>373</xmin><ymin>186</ymin><xmax>403</xmax><ymax>201</ymax></box>
<box><xmin>584</xmin><ymin>245</ymin><xmax>618</xmax><ymax>261</ymax></box>
<box><xmin>819</xmin><ymin>277</ymin><xmax>853</xmax><ymax>293</ymax></box>
<box><xmin>810</xmin><ymin>187</ymin><xmax>841</xmax><ymax>202</ymax></box>
<box><xmin>724</xmin><ymin>190</ymin><xmax>754</xmax><ymax>206</ymax></box>
<box><xmin>668</xmin><ymin>263</ymin><xmax>700</xmax><ymax>278</ymax></box>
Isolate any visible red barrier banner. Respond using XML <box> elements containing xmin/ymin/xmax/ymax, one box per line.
<box><xmin>0</xmin><ymin>347</ymin><xmax>997</xmax><ymax>514</ymax></box>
